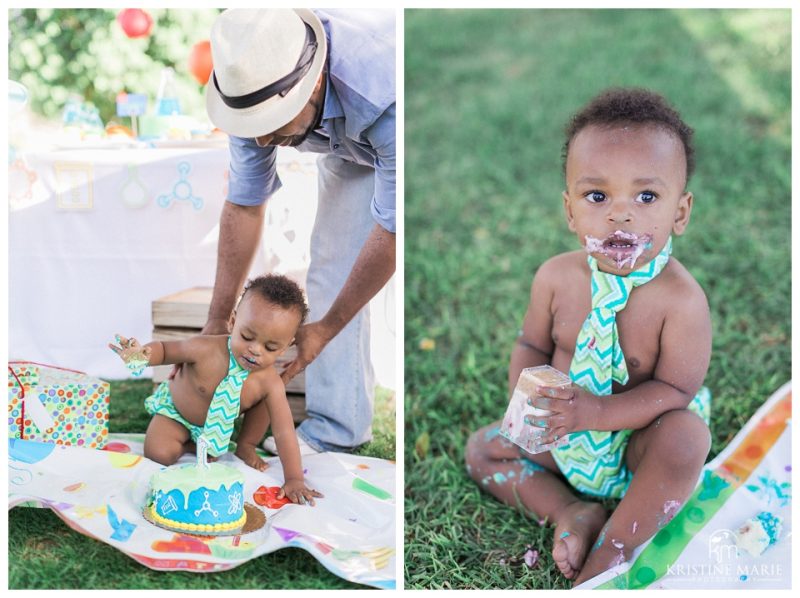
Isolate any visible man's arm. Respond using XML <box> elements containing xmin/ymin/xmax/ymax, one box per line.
<box><xmin>204</xmin><ymin>135</ymin><xmax>279</xmax><ymax>334</ymax></box>
<box><xmin>281</xmin><ymin>222</ymin><xmax>396</xmax><ymax>382</ymax></box>
<box><xmin>204</xmin><ymin>201</ymin><xmax>267</xmax><ymax>334</ymax></box>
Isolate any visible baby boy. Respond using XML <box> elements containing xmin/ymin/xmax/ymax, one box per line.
<box><xmin>466</xmin><ymin>88</ymin><xmax>712</xmax><ymax>584</ymax></box>
<box><xmin>111</xmin><ymin>274</ymin><xmax>323</xmax><ymax>506</ymax></box>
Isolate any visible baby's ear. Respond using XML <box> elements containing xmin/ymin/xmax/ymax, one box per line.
<box><xmin>562</xmin><ymin>190</ymin><xmax>576</xmax><ymax>232</ymax></box>
<box><xmin>672</xmin><ymin>191</ymin><xmax>693</xmax><ymax>235</ymax></box>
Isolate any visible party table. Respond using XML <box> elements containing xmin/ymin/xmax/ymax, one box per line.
<box><xmin>8</xmin><ymin>142</ymin><xmax>321</xmax><ymax>378</ymax></box>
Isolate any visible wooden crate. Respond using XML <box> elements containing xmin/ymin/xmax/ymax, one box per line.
<box><xmin>152</xmin><ymin>287</ymin><xmax>215</xmax><ymax>329</ymax></box>
<box><xmin>151</xmin><ymin>287</ymin><xmax>306</xmax><ymax>422</ymax></box>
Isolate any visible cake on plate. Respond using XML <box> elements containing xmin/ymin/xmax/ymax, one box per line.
<box><xmin>145</xmin><ymin>436</ymin><xmax>246</xmax><ymax>535</ymax></box>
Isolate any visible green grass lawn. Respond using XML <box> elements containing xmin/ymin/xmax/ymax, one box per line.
<box><xmin>404</xmin><ymin>9</ymin><xmax>790</xmax><ymax>590</ymax></box>
<box><xmin>8</xmin><ymin>380</ymin><xmax>396</xmax><ymax>589</ymax></box>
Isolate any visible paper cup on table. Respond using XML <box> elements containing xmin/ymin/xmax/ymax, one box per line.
<box><xmin>500</xmin><ymin>365</ymin><xmax>571</xmax><ymax>454</ymax></box>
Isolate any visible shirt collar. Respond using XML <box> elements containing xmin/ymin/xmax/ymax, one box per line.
<box><xmin>320</xmin><ymin>67</ymin><xmax>344</xmax><ymax>126</ymax></box>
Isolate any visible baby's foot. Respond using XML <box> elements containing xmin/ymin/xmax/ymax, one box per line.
<box><xmin>235</xmin><ymin>445</ymin><xmax>269</xmax><ymax>472</ymax></box>
<box><xmin>552</xmin><ymin>501</ymin><xmax>607</xmax><ymax>580</ymax></box>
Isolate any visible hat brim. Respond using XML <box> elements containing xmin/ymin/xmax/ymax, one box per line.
<box><xmin>206</xmin><ymin>8</ymin><xmax>327</xmax><ymax>138</ymax></box>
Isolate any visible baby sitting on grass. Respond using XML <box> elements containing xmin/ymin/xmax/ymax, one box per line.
<box><xmin>465</xmin><ymin>88</ymin><xmax>712</xmax><ymax>584</ymax></box>
<box><xmin>110</xmin><ymin>274</ymin><xmax>323</xmax><ymax>506</ymax></box>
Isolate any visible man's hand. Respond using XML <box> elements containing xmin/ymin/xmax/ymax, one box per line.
<box><xmin>280</xmin><ymin>320</ymin><xmax>336</xmax><ymax>384</ymax></box>
<box><xmin>277</xmin><ymin>478</ymin><xmax>324</xmax><ymax>506</ymax></box>
<box><xmin>527</xmin><ymin>384</ymin><xmax>604</xmax><ymax>444</ymax></box>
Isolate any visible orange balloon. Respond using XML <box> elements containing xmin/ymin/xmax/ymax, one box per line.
<box><xmin>188</xmin><ymin>40</ymin><xmax>213</xmax><ymax>86</ymax></box>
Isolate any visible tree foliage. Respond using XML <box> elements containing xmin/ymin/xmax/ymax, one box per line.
<box><xmin>8</xmin><ymin>8</ymin><xmax>221</xmax><ymax>123</ymax></box>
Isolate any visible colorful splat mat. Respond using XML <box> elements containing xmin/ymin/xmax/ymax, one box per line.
<box><xmin>8</xmin><ymin>435</ymin><xmax>395</xmax><ymax>588</ymax></box>
<box><xmin>577</xmin><ymin>381</ymin><xmax>791</xmax><ymax>590</ymax></box>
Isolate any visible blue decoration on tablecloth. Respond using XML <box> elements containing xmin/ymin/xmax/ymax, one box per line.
<box><xmin>157</xmin><ymin>161</ymin><xmax>203</xmax><ymax>210</ymax></box>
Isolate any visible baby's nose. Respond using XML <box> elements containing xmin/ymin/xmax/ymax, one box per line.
<box><xmin>607</xmin><ymin>204</ymin><xmax>632</xmax><ymax>223</ymax></box>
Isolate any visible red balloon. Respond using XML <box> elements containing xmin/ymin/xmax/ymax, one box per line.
<box><xmin>117</xmin><ymin>9</ymin><xmax>153</xmax><ymax>39</ymax></box>
<box><xmin>188</xmin><ymin>40</ymin><xmax>213</xmax><ymax>85</ymax></box>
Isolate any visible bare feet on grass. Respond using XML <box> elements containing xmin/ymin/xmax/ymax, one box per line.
<box><xmin>552</xmin><ymin>501</ymin><xmax>607</xmax><ymax>580</ymax></box>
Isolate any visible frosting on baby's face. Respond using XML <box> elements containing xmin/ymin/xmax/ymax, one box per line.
<box><xmin>583</xmin><ymin>230</ymin><xmax>653</xmax><ymax>270</ymax></box>
<box><xmin>562</xmin><ymin>124</ymin><xmax>693</xmax><ymax>275</ymax></box>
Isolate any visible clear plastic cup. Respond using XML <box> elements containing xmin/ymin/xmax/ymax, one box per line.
<box><xmin>499</xmin><ymin>365</ymin><xmax>571</xmax><ymax>454</ymax></box>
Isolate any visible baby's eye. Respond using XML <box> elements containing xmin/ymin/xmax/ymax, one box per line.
<box><xmin>241</xmin><ymin>334</ymin><xmax>253</xmax><ymax>341</ymax></box>
<box><xmin>636</xmin><ymin>191</ymin><xmax>657</xmax><ymax>204</ymax></box>
<box><xmin>265</xmin><ymin>345</ymin><xmax>278</xmax><ymax>352</ymax></box>
<box><xmin>584</xmin><ymin>191</ymin><xmax>606</xmax><ymax>204</ymax></box>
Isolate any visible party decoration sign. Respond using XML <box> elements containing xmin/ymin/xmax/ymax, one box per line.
<box><xmin>116</xmin><ymin>93</ymin><xmax>148</xmax><ymax>117</ymax></box>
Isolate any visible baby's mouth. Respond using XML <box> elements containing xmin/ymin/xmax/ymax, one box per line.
<box><xmin>241</xmin><ymin>355</ymin><xmax>259</xmax><ymax>369</ymax></box>
<box><xmin>585</xmin><ymin>231</ymin><xmax>653</xmax><ymax>269</ymax></box>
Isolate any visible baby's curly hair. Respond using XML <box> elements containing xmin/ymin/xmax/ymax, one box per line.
<box><xmin>241</xmin><ymin>274</ymin><xmax>309</xmax><ymax>324</ymax></box>
<box><xmin>562</xmin><ymin>88</ymin><xmax>695</xmax><ymax>183</ymax></box>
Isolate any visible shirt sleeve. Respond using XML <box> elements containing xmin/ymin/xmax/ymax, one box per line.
<box><xmin>226</xmin><ymin>135</ymin><xmax>282</xmax><ymax>206</ymax></box>
<box><xmin>363</xmin><ymin>103</ymin><xmax>396</xmax><ymax>233</ymax></box>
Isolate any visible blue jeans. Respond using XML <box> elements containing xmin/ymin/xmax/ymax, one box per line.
<box><xmin>297</xmin><ymin>154</ymin><xmax>376</xmax><ymax>452</ymax></box>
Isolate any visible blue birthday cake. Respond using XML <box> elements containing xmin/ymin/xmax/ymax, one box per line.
<box><xmin>146</xmin><ymin>461</ymin><xmax>246</xmax><ymax>535</ymax></box>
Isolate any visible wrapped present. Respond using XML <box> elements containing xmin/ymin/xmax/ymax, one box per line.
<box><xmin>8</xmin><ymin>362</ymin><xmax>110</xmax><ymax>448</ymax></box>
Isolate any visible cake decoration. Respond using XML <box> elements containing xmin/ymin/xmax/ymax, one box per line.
<box><xmin>735</xmin><ymin>511</ymin><xmax>782</xmax><ymax>557</ymax></box>
<box><xmin>144</xmin><ymin>435</ymin><xmax>247</xmax><ymax>535</ymax></box>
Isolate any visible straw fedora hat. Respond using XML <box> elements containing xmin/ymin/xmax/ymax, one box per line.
<box><xmin>206</xmin><ymin>9</ymin><xmax>327</xmax><ymax>138</ymax></box>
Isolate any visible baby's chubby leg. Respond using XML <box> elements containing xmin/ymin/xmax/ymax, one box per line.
<box><xmin>574</xmin><ymin>409</ymin><xmax>711</xmax><ymax>585</ymax></box>
<box><xmin>465</xmin><ymin>421</ymin><xmax>607</xmax><ymax>580</ymax></box>
<box><xmin>144</xmin><ymin>414</ymin><xmax>191</xmax><ymax>466</ymax></box>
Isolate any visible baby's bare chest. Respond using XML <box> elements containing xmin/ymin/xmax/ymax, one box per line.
<box><xmin>170</xmin><ymin>364</ymin><xmax>262</xmax><ymax>425</ymax></box>
<box><xmin>550</xmin><ymin>289</ymin><xmax>664</xmax><ymax>385</ymax></box>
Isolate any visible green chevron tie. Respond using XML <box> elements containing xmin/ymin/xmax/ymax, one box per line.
<box><xmin>552</xmin><ymin>237</ymin><xmax>672</xmax><ymax>497</ymax></box>
<box><xmin>202</xmin><ymin>336</ymin><xmax>249</xmax><ymax>457</ymax></box>
<box><xmin>570</xmin><ymin>236</ymin><xmax>672</xmax><ymax>395</ymax></box>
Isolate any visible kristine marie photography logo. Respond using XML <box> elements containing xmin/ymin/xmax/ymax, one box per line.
<box><xmin>666</xmin><ymin>528</ymin><xmax>784</xmax><ymax>585</ymax></box>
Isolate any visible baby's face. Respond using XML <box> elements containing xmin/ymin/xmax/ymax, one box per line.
<box><xmin>562</xmin><ymin>124</ymin><xmax>693</xmax><ymax>275</ymax></box>
<box><xmin>230</xmin><ymin>293</ymin><xmax>302</xmax><ymax>372</ymax></box>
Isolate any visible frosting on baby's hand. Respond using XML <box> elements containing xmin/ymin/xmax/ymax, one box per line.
<box><xmin>109</xmin><ymin>334</ymin><xmax>151</xmax><ymax>376</ymax></box>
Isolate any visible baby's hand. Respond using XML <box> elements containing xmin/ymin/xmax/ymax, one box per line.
<box><xmin>527</xmin><ymin>384</ymin><xmax>603</xmax><ymax>444</ymax></box>
<box><xmin>235</xmin><ymin>444</ymin><xmax>269</xmax><ymax>472</ymax></box>
<box><xmin>108</xmin><ymin>334</ymin><xmax>151</xmax><ymax>376</ymax></box>
<box><xmin>278</xmin><ymin>479</ymin><xmax>324</xmax><ymax>506</ymax></box>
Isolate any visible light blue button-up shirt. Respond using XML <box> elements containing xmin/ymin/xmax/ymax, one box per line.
<box><xmin>226</xmin><ymin>9</ymin><xmax>396</xmax><ymax>233</ymax></box>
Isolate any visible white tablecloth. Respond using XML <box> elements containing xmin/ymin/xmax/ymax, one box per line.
<box><xmin>8</xmin><ymin>143</ymin><xmax>394</xmax><ymax>387</ymax></box>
